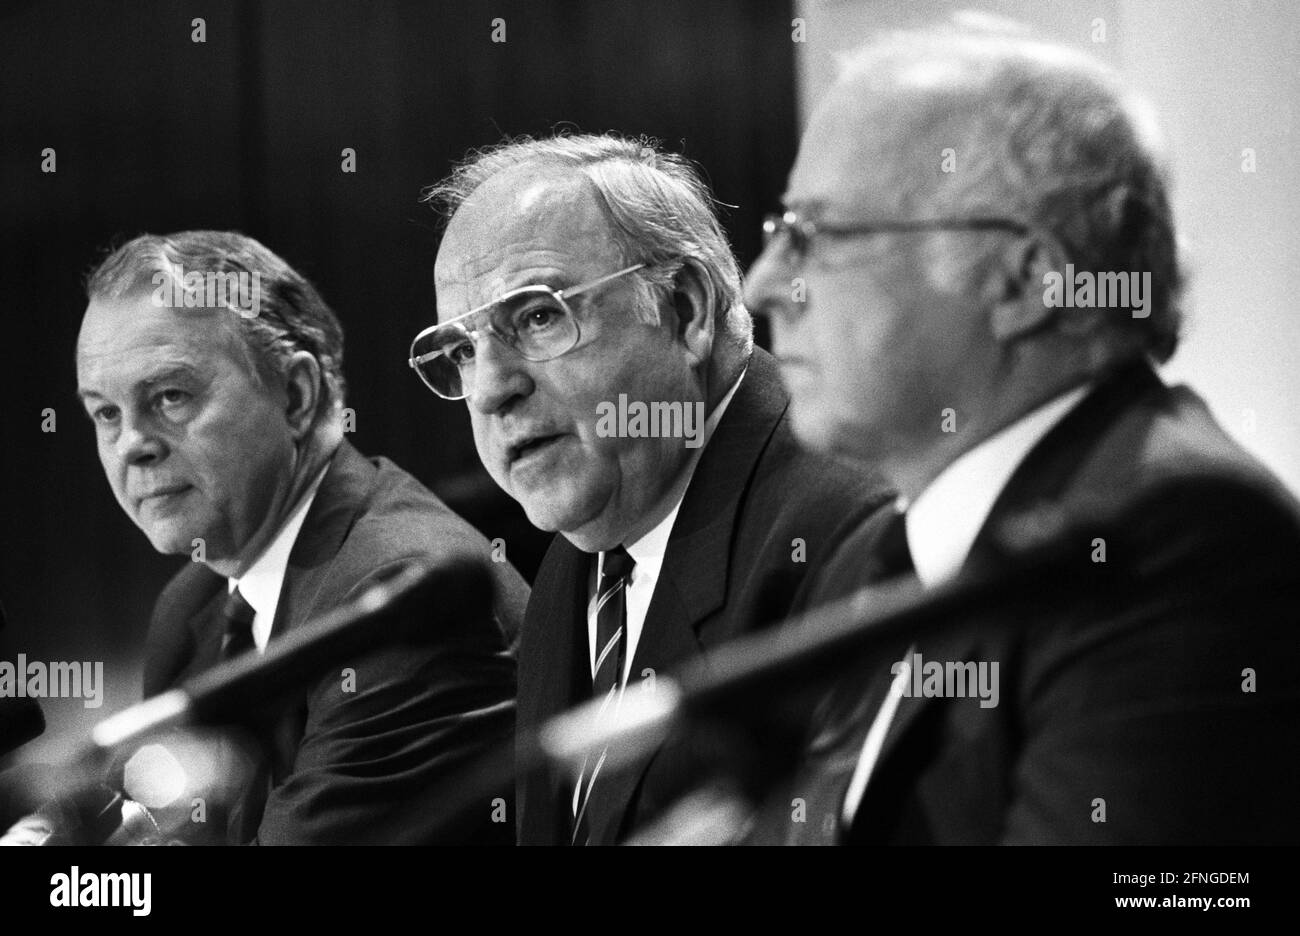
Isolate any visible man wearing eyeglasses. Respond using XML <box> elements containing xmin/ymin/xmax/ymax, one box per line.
<box><xmin>418</xmin><ymin>134</ymin><xmax>893</xmax><ymax>845</ymax></box>
<box><xmin>742</xmin><ymin>27</ymin><xmax>1300</xmax><ymax>843</ymax></box>
<box><xmin>71</xmin><ymin>231</ymin><xmax>525</xmax><ymax>844</ymax></box>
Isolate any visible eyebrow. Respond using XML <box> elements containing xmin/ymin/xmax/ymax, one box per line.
<box><xmin>77</xmin><ymin>363</ymin><xmax>201</xmax><ymax>403</ymax></box>
<box><xmin>436</xmin><ymin>273</ymin><xmax>555</xmax><ymax>321</ymax></box>
<box><xmin>781</xmin><ymin>195</ymin><xmax>832</xmax><ymax>216</ymax></box>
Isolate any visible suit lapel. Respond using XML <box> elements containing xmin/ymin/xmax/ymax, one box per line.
<box><xmin>975</xmin><ymin>360</ymin><xmax>1163</xmax><ymax>556</ymax></box>
<box><xmin>181</xmin><ymin>576</ymin><xmax>230</xmax><ymax>682</ymax></box>
<box><xmin>518</xmin><ymin>535</ymin><xmax>591</xmax><ymax>842</ymax></box>
<box><xmin>626</xmin><ymin>513</ymin><xmax>732</xmax><ymax>678</ymax></box>
<box><xmin>524</xmin><ymin>539</ymin><xmax>591</xmax><ymax>724</ymax></box>
<box><xmin>268</xmin><ymin>442</ymin><xmax>372</xmax><ymax>642</ymax></box>
<box><xmin>640</xmin><ymin>347</ymin><xmax>792</xmax><ymax>656</ymax></box>
<box><xmin>237</xmin><ymin>443</ymin><xmax>373</xmax><ymax>785</ymax></box>
<box><xmin>595</xmin><ymin>349</ymin><xmax>793</xmax><ymax>837</ymax></box>
<box><xmin>859</xmin><ymin>362</ymin><xmax>1168</xmax><ymax>805</ymax></box>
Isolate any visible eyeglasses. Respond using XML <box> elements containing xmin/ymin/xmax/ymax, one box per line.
<box><xmin>408</xmin><ymin>263</ymin><xmax>648</xmax><ymax>400</ymax></box>
<box><xmin>761</xmin><ymin>209</ymin><xmax>1033</xmax><ymax>265</ymax></box>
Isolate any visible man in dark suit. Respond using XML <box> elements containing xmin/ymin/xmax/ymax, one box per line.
<box><xmin>742</xmin><ymin>26</ymin><xmax>1300</xmax><ymax>843</ymax></box>
<box><xmin>76</xmin><ymin>230</ymin><xmax>524</xmax><ymax>844</ymax></box>
<box><xmin>418</xmin><ymin>134</ymin><xmax>893</xmax><ymax>844</ymax></box>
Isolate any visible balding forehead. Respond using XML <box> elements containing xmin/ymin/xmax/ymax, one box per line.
<box><xmin>432</xmin><ymin>164</ymin><xmax>626</xmax><ymax>317</ymax></box>
<box><xmin>471</xmin><ymin>163</ymin><xmax>575</xmax><ymax>210</ymax></box>
<box><xmin>795</xmin><ymin>57</ymin><xmax>1037</xmax><ymax>218</ymax></box>
<box><xmin>453</xmin><ymin>165</ymin><xmax>604</xmax><ymax>234</ymax></box>
<box><xmin>788</xmin><ymin>81</ymin><xmax>917</xmax><ymax>213</ymax></box>
<box><xmin>439</xmin><ymin>169</ymin><xmax>608</xmax><ymax>265</ymax></box>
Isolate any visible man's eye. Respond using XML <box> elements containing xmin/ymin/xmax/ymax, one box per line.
<box><xmin>92</xmin><ymin>405</ymin><xmax>120</xmax><ymax>424</ymax></box>
<box><xmin>156</xmin><ymin>389</ymin><xmax>191</xmax><ymax>409</ymax></box>
<box><xmin>445</xmin><ymin>341</ymin><xmax>476</xmax><ymax>367</ymax></box>
<box><xmin>515</xmin><ymin>303</ymin><xmax>561</xmax><ymax>332</ymax></box>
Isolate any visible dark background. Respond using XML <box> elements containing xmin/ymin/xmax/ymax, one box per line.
<box><xmin>0</xmin><ymin>0</ymin><xmax>796</xmax><ymax>751</ymax></box>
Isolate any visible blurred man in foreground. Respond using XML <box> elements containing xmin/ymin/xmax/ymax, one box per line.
<box><xmin>743</xmin><ymin>26</ymin><xmax>1300</xmax><ymax>843</ymax></box>
<box><xmin>72</xmin><ymin>230</ymin><xmax>525</xmax><ymax>843</ymax></box>
<box><xmin>418</xmin><ymin>134</ymin><xmax>892</xmax><ymax>844</ymax></box>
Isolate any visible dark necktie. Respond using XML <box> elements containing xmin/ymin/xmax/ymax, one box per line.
<box><xmin>214</xmin><ymin>586</ymin><xmax>267</xmax><ymax>841</ymax></box>
<box><xmin>787</xmin><ymin>504</ymin><xmax>914</xmax><ymax>844</ymax></box>
<box><xmin>572</xmin><ymin>546</ymin><xmax>635</xmax><ymax>845</ymax></box>
<box><xmin>219</xmin><ymin>587</ymin><xmax>257</xmax><ymax>662</ymax></box>
<box><xmin>871</xmin><ymin>503</ymin><xmax>915</xmax><ymax>583</ymax></box>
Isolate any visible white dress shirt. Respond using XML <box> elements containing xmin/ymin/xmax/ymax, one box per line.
<box><xmin>227</xmin><ymin>462</ymin><xmax>330</xmax><ymax>652</ymax></box>
<box><xmin>841</xmin><ymin>383</ymin><xmax>1092</xmax><ymax>827</ymax></box>
<box><xmin>586</xmin><ymin>369</ymin><xmax>746</xmax><ymax>686</ymax></box>
<box><xmin>905</xmin><ymin>384</ymin><xmax>1093</xmax><ymax>589</ymax></box>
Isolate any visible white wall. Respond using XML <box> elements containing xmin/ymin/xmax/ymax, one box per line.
<box><xmin>793</xmin><ymin>0</ymin><xmax>1300</xmax><ymax>493</ymax></box>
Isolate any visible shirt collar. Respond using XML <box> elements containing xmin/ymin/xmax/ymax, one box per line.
<box><xmin>905</xmin><ymin>384</ymin><xmax>1092</xmax><ymax>588</ymax></box>
<box><xmin>616</xmin><ymin>365</ymin><xmax>747</xmax><ymax>572</ymax></box>
<box><xmin>228</xmin><ymin>461</ymin><xmax>332</xmax><ymax>619</ymax></box>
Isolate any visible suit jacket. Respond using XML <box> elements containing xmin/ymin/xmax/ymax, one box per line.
<box><xmin>142</xmin><ymin>441</ymin><xmax>528</xmax><ymax>844</ymax></box>
<box><xmin>517</xmin><ymin>348</ymin><xmax>894</xmax><ymax>844</ymax></box>
<box><xmin>764</xmin><ymin>360</ymin><xmax>1300</xmax><ymax>844</ymax></box>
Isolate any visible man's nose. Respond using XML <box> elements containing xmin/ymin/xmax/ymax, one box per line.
<box><xmin>115</xmin><ymin>413</ymin><xmax>166</xmax><ymax>466</ymax></box>
<box><xmin>466</xmin><ymin>334</ymin><xmax>534</xmax><ymax>415</ymax></box>
<box><xmin>743</xmin><ymin>244</ymin><xmax>799</xmax><ymax>324</ymax></box>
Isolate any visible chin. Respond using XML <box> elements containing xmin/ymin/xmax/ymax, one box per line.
<box><xmin>136</xmin><ymin>511</ymin><xmax>207</xmax><ymax>557</ymax></box>
<box><xmin>516</xmin><ymin>492</ymin><xmax>583</xmax><ymax>535</ymax></box>
<box><xmin>518</xmin><ymin>480</ymin><xmax>613</xmax><ymax>540</ymax></box>
<box><xmin>143</xmin><ymin>527</ymin><xmax>196</xmax><ymax>557</ymax></box>
<box><xmin>519</xmin><ymin>503</ymin><xmax>564</xmax><ymax>533</ymax></box>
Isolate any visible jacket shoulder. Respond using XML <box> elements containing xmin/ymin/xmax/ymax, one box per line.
<box><xmin>317</xmin><ymin>454</ymin><xmax>529</xmax><ymax>637</ymax></box>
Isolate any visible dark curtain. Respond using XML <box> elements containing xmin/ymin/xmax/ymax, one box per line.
<box><xmin>0</xmin><ymin>0</ymin><xmax>797</xmax><ymax>750</ymax></box>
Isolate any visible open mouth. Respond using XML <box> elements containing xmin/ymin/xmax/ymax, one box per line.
<box><xmin>508</xmin><ymin>434</ymin><xmax>565</xmax><ymax>465</ymax></box>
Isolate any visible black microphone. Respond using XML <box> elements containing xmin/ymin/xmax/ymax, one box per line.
<box><xmin>411</xmin><ymin>504</ymin><xmax>1127</xmax><ymax>839</ymax></box>
<box><xmin>88</xmin><ymin>557</ymin><xmax>493</xmax><ymax>752</ymax></box>
<box><xmin>1</xmin><ymin>558</ymin><xmax>490</xmax><ymax>846</ymax></box>
<box><xmin>531</xmin><ymin>503</ymin><xmax>1132</xmax><ymax>778</ymax></box>
<box><xmin>32</xmin><ymin>784</ymin><xmax>158</xmax><ymax>846</ymax></box>
<box><xmin>0</xmin><ymin>780</ymin><xmax>161</xmax><ymax>846</ymax></box>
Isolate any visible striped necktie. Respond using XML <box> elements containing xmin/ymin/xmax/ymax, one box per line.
<box><xmin>572</xmin><ymin>545</ymin><xmax>635</xmax><ymax>845</ymax></box>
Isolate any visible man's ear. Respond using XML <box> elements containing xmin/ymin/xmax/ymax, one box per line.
<box><xmin>282</xmin><ymin>351</ymin><xmax>324</xmax><ymax>439</ymax></box>
<box><xmin>667</xmin><ymin>258</ymin><xmax>717</xmax><ymax>367</ymax></box>
<box><xmin>989</xmin><ymin>235</ymin><xmax>1064</xmax><ymax>344</ymax></box>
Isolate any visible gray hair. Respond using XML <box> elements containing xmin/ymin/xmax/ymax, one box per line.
<box><xmin>840</xmin><ymin>23</ymin><xmax>1183</xmax><ymax>362</ymax></box>
<box><xmin>423</xmin><ymin>133</ymin><xmax>752</xmax><ymax>358</ymax></box>
<box><xmin>85</xmin><ymin>230</ymin><xmax>347</xmax><ymax>417</ymax></box>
